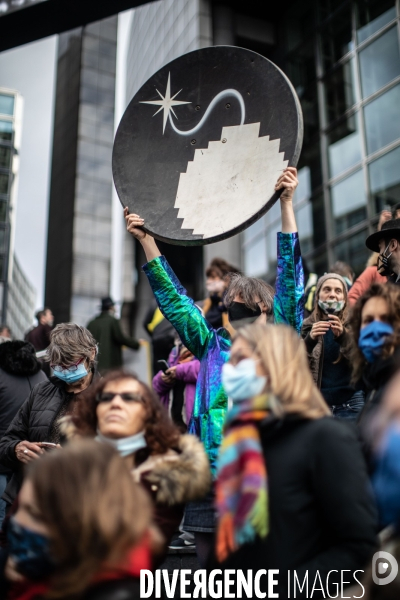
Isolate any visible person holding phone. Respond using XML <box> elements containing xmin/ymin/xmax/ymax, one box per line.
<box><xmin>153</xmin><ymin>338</ymin><xmax>200</xmax><ymax>430</ymax></box>
<box><xmin>0</xmin><ymin>323</ymin><xmax>99</xmax><ymax>512</ymax></box>
<box><xmin>301</xmin><ymin>273</ymin><xmax>365</xmax><ymax>420</ymax></box>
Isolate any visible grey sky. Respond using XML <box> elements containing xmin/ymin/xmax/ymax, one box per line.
<box><xmin>0</xmin><ymin>35</ymin><xmax>57</xmax><ymax>309</ymax></box>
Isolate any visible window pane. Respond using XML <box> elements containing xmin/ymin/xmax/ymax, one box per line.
<box><xmin>311</xmin><ymin>194</ymin><xmax>326</xmax><ymax>247</ymax></box>
<box><xmin>333</xmin><ymin>229</ymin><xmax>369</xmax><ymax>275</ymax></box>
<box><xmin>0</xmin><ymin>173</ymin><xmax>9</xmax><ymax>195</ymax></box>
<box><xmin>296</xmin><ymin>203</ymin><xmax>313</xmax><ymax>254</ymax></box>
<box><xmin>357</xmin><ymin>1</ymin><xmax>396</xmax><ymax>44</ymax></box>
<box><xmin>364</xmin><ymin>85</ymin><xmax>400</xmax><ymax>154</ymax></box>
<box><xmin>0</xmin><ymin>121</ymin><xmax>12</xmax><ymax>142</ymax></box>
<box><xmin>324</xmin><ymin>60</ymin><xmax>357</xmax><ymax>123</ymax></box>
<box><xmin>0</xmin><ymin>94</ymin><xmax>14</xmax><ymax>116</ymax></box>
<box><xmin>359</xmin><ymin>27</ymin><xmax>400</xmax><ymax>98</ymax></box>
<box><xmin>244</xmin><ymin>236</ymin><xmax>267</xmax><ymax>277</ymax></box>
<box><xmin>369</xmin><ymin>145</ymin><xmax>400</xmax><ymax>212</ymax></box>
<box><xmin>0</xmin><ymin>229</ymin><xmax>6</xmax><ymax>253</ymax></box>
<box><xmin>0</xmin><ymin>202</ymin><xmax>7</xmax><ymax>222</ymax></box>
<box><xmin>243</xmin><ymin>216</ymin><xmax>265</xmax><ymax>243</ymax></box>
<box><xmin>0</xmin><ymin>147</ymin><xmax>11</xmax><ymax>169</ymax></box>
<box><xmin>328</xmin><ymin>114</ymin><xmax>362</xmax><ymax>178</ymax></box>
<box><xmin>321</xmin><ymin>6</ymin><xmax>353</xmax><ymax>72</ymax></box>
<box><xmin>0</xmin><ymin>256</ymin><xmax>5</xmax><ymax>282</ymax></box>
<box><xmin>331</xmin><ymin>170</ymin><xmax>367</xmax><ymax>234</ymax></box>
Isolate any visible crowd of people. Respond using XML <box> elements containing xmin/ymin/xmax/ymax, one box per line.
<box><xmin>1</xmin><ymin>168</ymin><xmax>400</xmax><ymax>598</ymax></box>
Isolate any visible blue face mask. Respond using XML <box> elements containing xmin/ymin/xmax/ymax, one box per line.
<box><xmin>358</xmin><ymin>321</ymin><xmax>394</xmax><ymax>363</ymax></box>
<box><xmin>222</xmin><ymin>358</ymin><xmax>266</xmax><ymax>401</ymax></box>
<box><xmin>53</xmin><ymin>362</ymin><xmax>88</xmax><ymax>384</ymax></box>
<box><xmin>7</xmin><ymin>517</ymin><xmax>55</xmax><ymax>581</ymax></box>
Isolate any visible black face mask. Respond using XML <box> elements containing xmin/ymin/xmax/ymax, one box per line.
<box><xmin>378</xmin><ymin>242</ymin><xmax>394</xmax><ymax>277</ymax></box>
<box><xmin>228</xmin><ymin>301</ymin><xmax>262</xmax><ymax>326</ymax></box>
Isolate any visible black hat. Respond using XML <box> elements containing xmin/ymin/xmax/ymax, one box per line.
<box><xmin>366</xmin><ymin>219</ymin><xmax>400</xmax><ymax>253</ymax></box>
<box><xmin>101</xmin><ymin>296</ymin><xmax>115</xmax><ymax>311</ymax></box>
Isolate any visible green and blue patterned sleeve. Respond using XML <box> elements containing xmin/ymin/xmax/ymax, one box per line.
<box><xmin>143</xmin><ymin>256</ymin><xmax>213</xmax><ymax>360</ymax></box>
<box><xmin>273</xmin><ymin>232</ymin><xmax>304</xmax><ymax>334</ymax></box>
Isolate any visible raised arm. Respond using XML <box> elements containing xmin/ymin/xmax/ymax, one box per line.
<box><xmin>125</xmin><ymin>209</ymin><xmax>213</xmax><ymax>359</ymax></box>
<box><xmin>273</xmin><ymin>167</ymin><xmax>304</xmax><ymax>333</ymax></box>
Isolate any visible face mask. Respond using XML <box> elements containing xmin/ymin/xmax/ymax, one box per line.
<box><xmin>222</xmin><ymin>358</ymin><xmax>266</xmax><ymax>401</ymax></box>
<box><xmin>53</xmin><ymin>362</ymin><xmax>88</xmax><ymax>384</ymax></box>
<box><xmin>318</xmin><ymin>299</ymin><xmax>345</xmax><ymax>315</ymax></box>
<box><xmin>228</xmin><ymin>301</ymin><xmax>262</xmax><ymax>327</ymax></box>
<box><xmin>7</xmin><ymin>517</ymin><xmax>55</xmax><ymax>581</ymax></box>
<box><xmin>358</xmin><ymin>321</ymin><xmax>394</xmax><ymax>363</ymax></box>
<box><xmin>96</xmin><ymin>430</ymin><xmax>147</xmax><ymax>457</ymax></box>
<box><xmin>206</xmin><ymin>280</ymin><xmax>225</xmax><ymax>294</ymax></box>
<box><xmin>378</xmin><ymin>242</ymin><xmax>394</xmax><ymax>277</ymax></box>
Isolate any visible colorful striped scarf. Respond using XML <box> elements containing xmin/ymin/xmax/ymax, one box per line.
<box><xmin>215</xmin><ymin>394</ymin><xmax>271</xmax><ymax>562</ymax></box>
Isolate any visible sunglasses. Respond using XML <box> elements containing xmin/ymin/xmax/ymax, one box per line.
<box><xmin>95</xmin><ymin>392</ymin><xmax>144</xmax><ymax>404</ymax></box>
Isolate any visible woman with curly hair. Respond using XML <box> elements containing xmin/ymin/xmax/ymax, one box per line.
<box><xmin>301</xmin><ymin>273</ymin><xmax>365</xmax><ymax>420</ymax></box>
<box><xmin>70</xmin><ymin>370</ymin><xmax>211</xmax><ymax>558</ymax></box>
<box><xmin>349</xmin><ymin>283</ymin><xmax>400</xmax><ymax>430</ymax></box>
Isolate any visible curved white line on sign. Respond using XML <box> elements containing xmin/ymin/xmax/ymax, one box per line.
<box><xmin>168</xmin><ymin>89</ymin><xmax>245</xmax><ymax>136</ymax></box>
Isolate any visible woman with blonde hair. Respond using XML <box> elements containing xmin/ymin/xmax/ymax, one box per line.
<box><xmin>215</xmin><ymin>323</ymin><xmax>377</xmax><ymax>598</ymax></box>
<box><xmin>2</xmin><ymin>440</ymin><xmax>153</xmax><ymax>600</ymax></box>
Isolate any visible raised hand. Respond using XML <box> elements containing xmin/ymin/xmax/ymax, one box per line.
<box><xmin>275</xmin><ymin>167</ymin><xmax>299</xmax><ymax>203</ymax></box>
<box><xmin>124</xmin><ymin>207</ymin><xmax>161</xmax><ymax>262</ymax></box>
<box><xmin>124</xmin><ymin>207</ymin><xmax>147</xmax><ymax>241</ymax></box>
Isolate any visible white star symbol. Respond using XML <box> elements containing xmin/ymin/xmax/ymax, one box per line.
<box><xmin>140</xmin><ymin>73</ymin><xmax>191</xmax><ymax>134</ymax></box>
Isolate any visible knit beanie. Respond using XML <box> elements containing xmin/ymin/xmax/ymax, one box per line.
<box><xmin>314</xmin><ymin>273</ymin><xmax>348</xmax><ymax>307</ymax></box>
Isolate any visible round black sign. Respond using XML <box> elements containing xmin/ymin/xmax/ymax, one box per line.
<box><xmin>113</xmin><ymin>46</ymin><xmax>303</xmax><ymax>246</ymax></box>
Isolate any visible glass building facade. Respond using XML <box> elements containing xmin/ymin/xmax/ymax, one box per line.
<box><xmin>243</xmin><ymin>0</ymin><xmax>400</xmax><ymax>278</ymax></box>
<box><xmin>45</xmin><ymin>16</ymin><xmax>117</xmax><ymax>325</ymax></box>
<box><xmin>0</xmin><ymin>89</ymin><xmax>15</xmax><ymax>287</ymax></box>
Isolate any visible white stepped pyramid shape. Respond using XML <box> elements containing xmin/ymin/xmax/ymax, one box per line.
<box><xmin>174</xmin><ymin>122</ymin><xmax>288</xmax><ymax>238</ymax></box>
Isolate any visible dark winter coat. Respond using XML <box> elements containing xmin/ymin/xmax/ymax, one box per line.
<box><xmin>301</xmin><ymin>313</ymin><xmax>352</xmax><ymax>388</ymax></box>
<box><xmin>25</xmin><ymin>323</ymin><xmax>52</xmax><ymax>352</ymax></box>
<box><xmin>0</xmin><ymin>341</ymin><xmax>47</xmax><ymax>445</ymax></box>
<box><xmin>87</xmin><ymin>312</ymin><xmax>139</xmax><ymax>373</ymax></box>
<box><xmin>216</xmin><ymin>416</ymin><xmax>378</xmax><ymax>598</ymax></box>
<box><xmin>0</xmin><ymin>374</ymin><xmax>98</xmax><ymax>504</ymax></box>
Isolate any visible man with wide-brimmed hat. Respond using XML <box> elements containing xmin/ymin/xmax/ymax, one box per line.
<box><xmin>366</xmin><ymin>219</ymin><xmax>400</xmax><ymax>284</ymax></box>
<box><xmin>87</xmin><ymin>297</ymin><xmax>140</xmax><ymax>373</ymax></box>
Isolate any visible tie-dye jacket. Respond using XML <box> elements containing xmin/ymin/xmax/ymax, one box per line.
<box><xmin>143</xmin><ymin>232</ymin><xmax>304</xmax><ymax>475</ymax></box>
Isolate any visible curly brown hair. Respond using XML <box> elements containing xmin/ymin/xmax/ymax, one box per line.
<box><xmin>73</xmin><ymin>370</ymin><xmax>180</xmax><ymax>455</ymax></box>
<box><xmin>350</xmin><ymin>283</ymin><xmax>400</xmax><ymax>383</ymax></box>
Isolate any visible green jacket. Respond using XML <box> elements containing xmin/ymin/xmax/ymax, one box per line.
<box><xmin>87</xmin><ymin>312</ymin><xmax>139</xmax><ymax>373</ymax></box>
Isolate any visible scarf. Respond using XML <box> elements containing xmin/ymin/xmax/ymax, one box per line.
<box><xmin>215</xmin><ymin>393</ymin><xmax>270</xmax><ymax>562</ymax></box>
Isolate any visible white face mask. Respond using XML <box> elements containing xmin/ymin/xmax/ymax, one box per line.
<box><xmin>222</xmin><ymin>358</ymin><xmax>266</xmax><ymax>402</ymax></box>
<box><xmin>206</xmin><ymin>279</ymin><xmax>225</xmax><ymax>294</ymax></box>
<box><xmin>95</xmin><ymin>430</ymin><xmax>147</xmax><ymax>457</ymax></box>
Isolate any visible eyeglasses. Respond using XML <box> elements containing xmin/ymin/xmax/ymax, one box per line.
<box><xmin>51</xmin><ymin>357</ymin><xmax>85</xmax><ymax>372</ymax></box>
<box><xmin>95</xmin><ymin>392</ymin><xmax>144</xmax><ymax>404</ymax></box>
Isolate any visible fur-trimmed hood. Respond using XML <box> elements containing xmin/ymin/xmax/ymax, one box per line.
<box><xmin>133</xmin><ymin>434</ymin><xmax>211</xmax><ymax>505</ymax></box>
<box><xmin>61</xmin><ymin>419</ymin><xmax>211</xmax><ymax>506</ymax></box>
<box><xmin>0</xmin><ymin>340</ymin><xmax>42</xmax><ymax>376</ymax></box>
